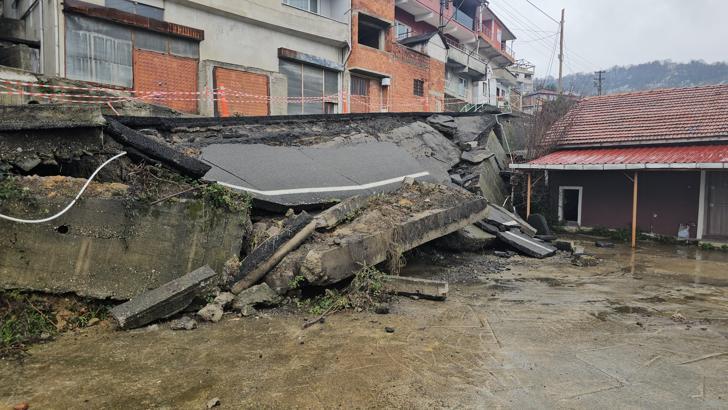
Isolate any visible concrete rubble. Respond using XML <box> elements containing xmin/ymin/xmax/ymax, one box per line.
<box><xmin>0</xmin><ymin>106</ymin><xmax>565</xmax><ymax>330</ymax></box>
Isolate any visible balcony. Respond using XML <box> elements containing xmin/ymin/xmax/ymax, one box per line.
<box><xmin>395</xmin><ymin>0</ymin><xmax>478</xmax><ymax>42</ymax></box>
<box><xmin>445</xmin><ymin>39</ymin><xmax>487</xmax><ymax>77</ymax></box>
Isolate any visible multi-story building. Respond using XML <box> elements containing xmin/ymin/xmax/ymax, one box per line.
<box><xmin>522</xmin><ymin>88</ymin><xmax>580</xmax><ymax>115</ymax></box>
<box><xmin>1</xmin><ymin>0</ymin><xmax>351</xmax><ymax>115</ymax></box>
<box><xmin>1</xmin><ymin>0</ymin><xmax>520</xmax><ymax>115</ymax></box>
<box><xmin>360</xmin><ymin>0</ymin><xmax>517</xmax><ymax>112</ymax></box>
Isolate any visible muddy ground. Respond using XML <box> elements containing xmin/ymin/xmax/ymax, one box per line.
<box><xmin>1</xmin><ymin>238</ymin><xmax>727</xmax><ymax>409</ymax></box>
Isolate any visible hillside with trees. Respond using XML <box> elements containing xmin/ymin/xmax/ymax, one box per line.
<box><xmin>538</xmin><ymin>60</ymin><xmax>728</xmax><ymax>96</ymax></box>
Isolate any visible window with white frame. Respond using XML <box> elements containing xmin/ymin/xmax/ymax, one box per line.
<box><xmin>283</xmin><ymin>0</ymin><xmax>319</xmax><ymax>14</ymax></box>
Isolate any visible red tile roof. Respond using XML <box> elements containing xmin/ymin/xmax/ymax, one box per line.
<box><xmin>512</xmin><ymin>145</ymin><xmax>728</xmax><ymax>170</ymax></box>
<box><xmin>546</xmin><ymin>84</ymin><xmax>728</xmax><ymax>148</ymax></box>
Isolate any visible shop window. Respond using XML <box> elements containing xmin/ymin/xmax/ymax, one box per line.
<box><xmin>280</xmin><ymin>59</ymin><xmax>339</xmax><ymax>114</ymax></box>
<box><xmin>66</xmin><ymin>14</ymin><xmax>133</xmax><ymax>87</ymax></box>
<box><xmin>413</xmin><ymin>79</ymin><xmax>424</xmax><ymax>97</ymax></box>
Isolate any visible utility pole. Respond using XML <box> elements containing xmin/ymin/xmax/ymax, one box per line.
<box><xmin>439</xmin><ymin>0</ymin><xmax>446</xmax><ymax>32</ymax></box>
<box><xmin>558</xmin><ymin>8</ymin><xmax>565</xmax><ymax>93</ymax></box>
<box><xmin>594</xmin><ymin>70</ymin><xmax>606</xmax><ymax>95</ymax></box>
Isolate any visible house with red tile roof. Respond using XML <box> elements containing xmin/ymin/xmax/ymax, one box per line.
<box><xmin>511</xmin><ymin>84</ymin><xmax>728</xmax><ymax>245</ymax></box>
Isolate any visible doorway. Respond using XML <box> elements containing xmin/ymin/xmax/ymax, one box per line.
<box><xmin>559</xmin><ymin>186</ymin><xmax>582</xmax><ymax>225</ymax></box>
<box><xmin>705</xmin><ymin>172</ymin><xmax>728</xmax><ymax>238</ymax></box>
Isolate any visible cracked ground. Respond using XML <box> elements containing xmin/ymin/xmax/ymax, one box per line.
<box><xmin>1</xmin><ymin>238</ymin><xmax>727</xmax><ymax>408</ymax></box>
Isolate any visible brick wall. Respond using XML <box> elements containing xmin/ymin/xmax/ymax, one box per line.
<box><xmin>214</xmin><ymin>67</ymin><xmax>269</xmax><ymax>117</ymax></box>
<box><xmin>133</xmin><ymin>49</ymin><xmax>198</xmax><ymax>114</ymax></box>
<box><xmin>352</xmin><ymin>0</ymin><xmax>394</xmax><ymax>21</ymax></box>
<box><xmin>348</xmin><ymin>11</ymin><xmax>445</xmax><ymax>113</ymax></box>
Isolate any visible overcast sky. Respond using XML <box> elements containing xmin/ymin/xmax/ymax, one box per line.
<box><xmin>487</xmin><ymin>0</ymin><xmax>728</xmax><ymax>77</ymax></box>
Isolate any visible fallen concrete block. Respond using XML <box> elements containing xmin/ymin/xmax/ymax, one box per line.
<box><xmin>231</xmin><ymin>283</ymin><xmax>281</xmax><ymax>312</ymax></box>
<box><xmin>314</xmin><ymin>196</ymin><xmax>369</xmax><ymax>229</ymax></box>
<box><xmin>496</xmin><ymin>230</ymin><xmax>557</xmax><ymax>259</ymax></box>
<box><xmin>436</xmin><ymin>224</ymin><xmax>497</xmax><ymax>252</ymax></box>
<box><xmin>0</xmin><ymin>105</ymin><xmax>104</xmax><ymax>131</ymax></box>
<box><xmin>383</xmin><ymin>275</ymin><xmax>448</xmax><ymax>300</ymax></box>
<box><xmin>426</xmin><ymin>114</ymin><xmax>457</xmax><ymax>137</ymax></box>
<box><xmin>300</xmin><ymin>197</ymin><xmax>489</xmax><ymax>286</ymax></box>
<box><xmin>527</xmin><ymin>213</ymin><xmax>552</xmax><ymax>237</ymax></box>
<box><xmin>105</xmin><ymin>117</ymin><xmax>211</xmax><ymax>178</ymax></box>
<box><xmin>197</xmin><ymin>303</ymin><xmax>224</xmax><ymax>322</ymax></box>
<box><xmin>109</xmin><ymin>266</ymin><xmax>219</xmax><ymax>330</ymax></box>
<box><xmin>554</xmin><ymin>239</ymin><xmax>575</xmax><ymax>252</ymax></box>
<box><xmin>170</xmin><ymin>316</ymin><xmax>197</xmax><ymax>330</ymax></box>
<box><xmin>461</xmin><ymin>149</ymin><xmax>494</xmax><ymax>164</ymax></box>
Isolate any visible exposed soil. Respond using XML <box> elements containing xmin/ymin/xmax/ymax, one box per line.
<box><xmin>1</xmin><ymin>238</ymin><xmax>727</xmax><ymax>408</ymax></box>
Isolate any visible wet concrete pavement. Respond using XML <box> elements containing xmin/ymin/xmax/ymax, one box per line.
<box><xmin>1</xmin><ymin>239</ymin><xmax>727</xmax><ymax>408</ymax></box>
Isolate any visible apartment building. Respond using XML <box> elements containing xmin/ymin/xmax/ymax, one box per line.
<box><xmin>347</xmin><ymin>0</ymin><xmax>517</xmax><ymax>112</ymax></box>
<box><xmin>1</xmin><ymin>0</ymin><xmax>521</xmax><ymax>115</ymax></box>
<box><xmin>1</xmin><ymin>0</ymin><xmax>351</xmax><ymax>115</ymax></box>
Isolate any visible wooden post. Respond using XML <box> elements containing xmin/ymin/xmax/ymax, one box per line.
<box><xmin>631</xmin><ymin>171</ymin><xmax>639</xmax><ymax>248</ymax></box>
<box><xmin>526</xmin><ymin>173</ymin><xmax>532</xmax><ymax>218</ymax></box>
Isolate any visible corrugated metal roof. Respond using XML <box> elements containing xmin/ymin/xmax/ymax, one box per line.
<box><xmin>511</xmin><ymin>145</ymin><xmax>728</xmax><ymax>170</ymax></box>
<box><xmin>546</xmin><ymin>84</ymin><xmax>728</xmax><ymax>148</ymax></box>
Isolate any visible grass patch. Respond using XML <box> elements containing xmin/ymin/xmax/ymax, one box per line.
<box><xmin>302</xmin><ymin>265</ymin><xmax>391</xmax><ymax>319</ymax></box>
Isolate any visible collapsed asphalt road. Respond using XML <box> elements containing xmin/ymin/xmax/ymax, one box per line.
<box><xmin>2</xmin><ymin>239</ymin><xmax>726</xmax><ymax>408</ymax></box>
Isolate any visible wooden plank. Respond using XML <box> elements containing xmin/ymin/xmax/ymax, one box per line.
<box><xmin>105</xmin><ymin>117</ymin><xmax>211</xmax><ymax>178</ymax></box>
<box><xmin>109</xmin><ymin>265</ymin><xmax>219</xmax><ymax>329</ymax></box>
<box><xmin>526</xmin><ymin>172</ymin><xmax>532</xmax><ymax>218</ymax></box>
<box><xmin>229</xmin><ymin>212</ymin><xmax>312</xmax><ymax>286</ymax></box>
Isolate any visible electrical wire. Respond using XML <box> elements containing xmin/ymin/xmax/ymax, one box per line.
<box><xmin>0</xmin><ymin>151</ymin><xmax>127</xmax><ymax>224</ymax></box>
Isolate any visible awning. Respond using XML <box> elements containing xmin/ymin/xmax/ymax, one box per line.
<box><xmin>510</xmin><ymin>145</ymin><xmax>728</xmax><ymax>170</ymax></box>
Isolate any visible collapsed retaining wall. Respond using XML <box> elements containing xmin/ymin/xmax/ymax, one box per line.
<box><xmin>0</xmin><ymin>177</ymin><xmax>246</xmax><ymax>300</ymax></box>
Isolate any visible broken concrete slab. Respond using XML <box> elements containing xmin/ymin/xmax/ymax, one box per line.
<box><xmin>426</xmin><ymin>114</ymin><xmax>457</xmax><ymax>137</ymax></box>
<box><xmin>105</xmin><ymin>117</ymin><xmax>211</xmax><ymax>179</ymax></box>
<box><xmin>300</xmin><ymin>197</ymin><xmax>489</xmax><ymax>287</ymax></box>
<box><xmin>496</xmin><ymin>230</ymin><xmax>557</xmax><ymax>259</ymax></box>
<box><xmin>478</xmin><ymin>156</ymin><xmax>509</xmax><ymax>205</ymax></box>
<box><xmin>0</xmin><ymin>177</ymin><xmax>246</xmax><ymax>300</ymax></box>
<box><xmin>527</xmin><ymin>214</ymin><xmax>552</xmax><ymax>237</ymax></box>
<box><xmin>554</xmin><ymin>239</ymin><xmax>576</xmax><ymax>252</ymax></box>
<box><xmin>0</xmin><ymin>105</ymin><xmax>105</xmax><ymax>131</ymax></box>
<box><xmin>383</xmin><ymin>275</ymin><xmax>448</xmax><ymax>300</ymax></box>
<box><xmin>109</xmin><ymin>266</ymin><xmax>219</xmax><ymax>330</ymax></box>
<box><xmin>436</xmin><ymin>224</ymin><xmax>497</xmax><ymax>252</ymax></box>
<box><xmin>170</xmin><ymin>316</ymin><xmax>197</xmax><ymax>330</ymax></box>
<box><xmin>452</xmin><ymin>115</ymin><xmax>497</xmax><ymax>143</ymax></box>
<box><xmin>231</xmin><ymin>283</ymin><xmax>282</xmax><ymax>312</ymax></box>
<box><xmin>461</xmin><ymin>149</ymin><xmax>494</xmax><ymax>164</ymax></box>
<box><xmin>201</xmin><ymin>142</ymin><xmax>432</xmax><ymax>209</ymax></box>
<box><xmin>314</xmin><ymin>196</ymin><xmax>369</xmax><ymax>229</ymax></box>
<box><xmin>484</xmin><ymin>204</ymin><xmax>538</xmax><ymax>237</ymax></box>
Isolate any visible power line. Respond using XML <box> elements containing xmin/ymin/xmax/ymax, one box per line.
<box><xmin>523</xmin><ymin>0</ymin><xmax>560</xmax><ymax>24</ymax></box>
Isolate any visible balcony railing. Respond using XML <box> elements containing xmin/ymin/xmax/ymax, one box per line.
<box><xmin>453</xmin><ymin>8</ymin><xmax>474</xmax><ymax>30</ymax></box>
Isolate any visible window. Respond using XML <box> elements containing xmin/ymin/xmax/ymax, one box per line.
<box><xmin>457</xmin><ymin>77</ymin><xmax>467</xmax><ymax>97</ymax></box>
<box><xmin>413</xmin><ymin>79</ymin><xmax>424</xmax><ymax>97</ymax></box>
<box><xmin>134</xmin><ymin>30</ymin><xmax>199</xmax><ymax>58</ymax></box>
<box><xmin>105</xmin><ymin>0</ymin><xmax>164</xmax><ymax>20</ymax></box>
<box><xmin>394</xmin><ymin>21</ymin><xmax>411</xmax><ymax>40</ymax></box>
<box><xmin>351</xmin><ymin>76</ymin><xmax>369</xmax><ymax>96</ymax></box>
<box><xmin>280</xmin><ymin>59</ymin><xmax>339</xmax><ymax>114</ymax></box>
<box><xmin>283</xmin><ymin>0</ymin><xmax>318</xmax><ymax>14</ymax></box>
<box><xmin>358</xmin><ymin>15</ymin><xmax>384</xmax><ymax>49</ymax></box>
<box><xmin>66</xmin><ymin>15</ymin><xmax>133</xmax><ymax>87</ymax></box>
